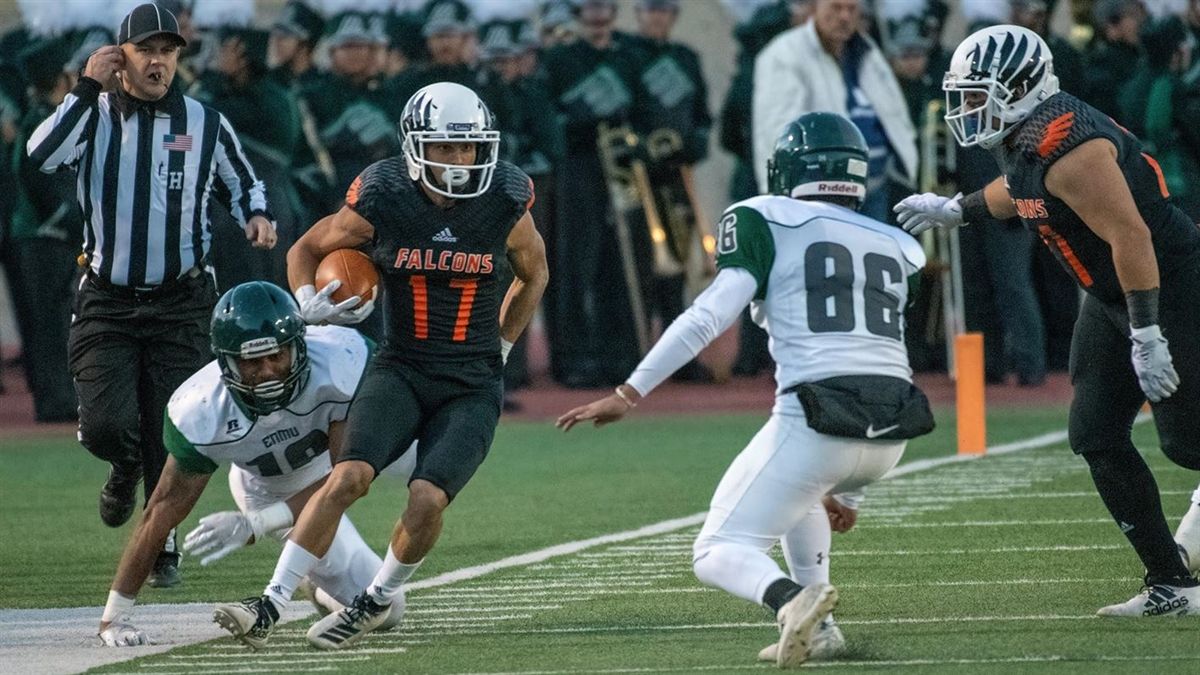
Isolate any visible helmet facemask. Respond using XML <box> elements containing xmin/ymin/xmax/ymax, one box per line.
<box><xmin>217</xmin><ymin>337</ymin><xmax>309</xmax><ymax>417</ymax></box>
<box><xmin>403</xmin><ymin>130</ymin><xmax>500</xmax><ymax>199</ymax></box>
<box><xmin>943</xmin><ymin>25</ymin><xmax>1059</xmax><ymax>149</ymax></box>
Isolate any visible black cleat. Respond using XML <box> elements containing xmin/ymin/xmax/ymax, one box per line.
<box><xmin>214</xmin><ymin>595</ymin><xmax>281</xmax><ymax>649</ymax></box>
<box><xmin>147</xmin><ymin>551</ymin><xmax>182</xmax><ymax>588</ymax></box>
<box><xmin>99</xmin><ymin>462</ymin><xmax>141</xmax><ymax>527</ymax></box>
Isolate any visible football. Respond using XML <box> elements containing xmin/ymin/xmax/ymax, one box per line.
<box><xmin>315</xmin><ymin>249</ymin><xmax>378</xmax><ymax>306</ymax></box>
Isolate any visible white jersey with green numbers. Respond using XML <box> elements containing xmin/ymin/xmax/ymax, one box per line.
<box><xmin>164</xmin><ymin>325</ymin><xmax>372</xmax><ymax>498</ymax></box>
<box><xmin>715</xmin><ymin>196</ymin><xmax>926</xmax><ymax>391</ymax></box>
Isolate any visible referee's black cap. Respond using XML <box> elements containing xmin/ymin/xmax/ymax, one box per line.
<box><xmin>118</xmin><ymin>3</ymin><xmax>188</xmax><ymax>47</ymax></box>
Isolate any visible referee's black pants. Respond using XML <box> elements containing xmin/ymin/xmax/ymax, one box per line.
<box><xmin>68</xmin><ymin>270</ymin><xmax>215</xmax><ymax>508</ymax></box>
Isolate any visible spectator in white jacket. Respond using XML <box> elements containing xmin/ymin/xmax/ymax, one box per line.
<box><xmin>752</xmin><ymin>0</ymin><xmax>916</xmax><ymax>220</ymax></box>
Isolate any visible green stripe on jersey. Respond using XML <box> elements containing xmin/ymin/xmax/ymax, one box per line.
<box><xmin>163</xmin><ymin>410</ymin><xmax>218</xmax><ymax>475</ymax></box>
<box><xmin>715</xmin><ymin>206</ymin><xmax>775</xmax><ymax>299</ymax></box>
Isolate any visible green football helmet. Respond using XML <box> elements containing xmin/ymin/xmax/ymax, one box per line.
<box><xmin>767</xmin><ymin>112</ymin><xmax>870</xmax><ymax>207</ymax></box>
<box><xmin>210</xmin><ymin>281</ymin><xmax>309</xmax><ymax>416</ymax></box>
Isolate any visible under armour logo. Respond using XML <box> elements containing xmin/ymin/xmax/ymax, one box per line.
<box><xmin>432</xmin><ymin>228</ymin><xmax>458</xmax><ymax>243</ymax></box>
<box><xmin>227</xmin><ymin>419</ymin><xmax>241</xmax><ymax>433</ymax></box>
<box><xmin>816</xmin><ymin>552</ymin><xmax>825</xmax><ymax>565</ymax></box>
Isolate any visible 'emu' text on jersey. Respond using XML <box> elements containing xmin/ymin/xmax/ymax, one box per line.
<box><xmin>347</xmin><ymin>158</ymin><xmax>533</xmax><ymax>361</ymax></box>
<box><xmin>716</xmin><ymin>197</ymin><xmax>925</xmax><ymax>391</ymax></box>
<box><xmin>998</xmin><ymin>92</ymin><xmax>1200</xmax><ymax>304</ymax></box>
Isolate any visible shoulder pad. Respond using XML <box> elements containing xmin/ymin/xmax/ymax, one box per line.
<box><xmin>1010</xmin><ymin>93</ymin><xmax>1114</xmax><ymax>164</ymax></box>
<box><xmin>168</xmin><ymin>361</ymin><xmax>243</xmax><ymax>446</ymax></box>
<box><xmin>491</xmin><ymin>160</ymin><xmax>534</xmax><ymax>212</ymax></box>
<box><xmin>303</xmin><ymin>326</ymin><xmax>372</xmax><ymax>403</ymax></box>
<box><xmin>347</xmin><ymin>157</ymin><xmax>408</xmax><ymax>215</ymax></box>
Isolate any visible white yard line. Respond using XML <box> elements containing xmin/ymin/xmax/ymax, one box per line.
<box><xmin>2</xmin><ymin>418</ymin><xmax>1146</xmax><ymax>675</ymax></box>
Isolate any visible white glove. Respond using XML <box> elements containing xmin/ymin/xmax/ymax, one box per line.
<box><xmin>295</xmin><ymin>281</ymin><xmax>375</xmax><ymax>325</ymax></box>
<box><xmin>184</xmin><ymin>511</ymin><xmax>253</xmax><ymax>566</ymax></box>
<box><xmin>893</xmin><ymin>192</ymin><xmax>964</xmax><ymax>235</ymax></box>
<box><xmin>99</xmin><ymin>622</ymin><xmax>153</xmax><ymax>647</ymax></box>
<box><xmin>501</xmin><ymin>338</ymin><xmax>514</xmax><ymax>365</ymax></box>
<box><xmin>1130</xmin><ymin>325</ymin><xmax>1180</xmax><ymax>402</ymax></box>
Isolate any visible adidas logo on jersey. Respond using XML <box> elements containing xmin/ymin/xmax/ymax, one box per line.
<box><xmin>432</xmin><ymin>228</ymin><xmax>458</xmax><ymax>243</ymax></box>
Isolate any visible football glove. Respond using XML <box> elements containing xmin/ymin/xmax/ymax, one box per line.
<box><xmin>184</xmin><ymin>511</ymin><xmax>253</xmax><ymax>566</ymax></box>
<box><xmin>1130</xmin><ymin>325</ymin><xmax>1180</xmax><ymax>402</ymax></box>
<box><xmin>894</xmin><ymin>192</ymin><xmax>964</xmax><ymax>235</ymax></box>
<box><xmin>99</xmin><ymin>622</ymin><xmax>152</xmax><ymax>647</ymax></box>
<box><xmin>295</xmin><ymin>281</ymin><xmax>375</xmax><ymax>325</ymax></box>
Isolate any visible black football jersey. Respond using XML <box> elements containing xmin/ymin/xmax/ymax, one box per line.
<box><xmin>997</xmin><ymin>92</ymin><xmax>1200</xmax><ymax>304</ymax></box>
<box><xmin>347</xmin><ymin>158</ymin><xmax>533</xmax><ymax>361</ymax></box>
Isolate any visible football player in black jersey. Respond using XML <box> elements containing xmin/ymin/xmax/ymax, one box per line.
<box><xmin>213</xmin><ymin>82</ymin><xmax>548</xmax><ymax>649</ymax></box>
<box><xmin>895</xmin><ymin>25</ymin><xmax>1200</xmax><ymax>616</ymax></box>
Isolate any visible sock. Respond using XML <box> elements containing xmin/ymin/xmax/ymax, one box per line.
<box><xmin>264</xmin><ymin>540</ymin><xmax>320</xmax><ymax>606</ymax></box>
<box><xmin>367</xmin><ymin>546</ymin><xmax>422</xmax><ymax>604</ymax></box>
<box><xmin>1173</xmin><ymin>488</ymin><xmax>1200</xmax><ymax>572</ymax></box>
<box><xmin>1084</xmin><ymin>449</ymin><xmax>1193</xmax><ymax>585</ymax></box>
<box><xmin>761</xmin><ymin>578</ymin><xmax>804</xmax><ymax>614</ymax></box>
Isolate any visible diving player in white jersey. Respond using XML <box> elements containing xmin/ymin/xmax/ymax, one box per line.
<box><xmin>97</xmin><ymin>281</ymin><xmax>404</xmax><ymax>647</ymax></box>
<box><xmin>558</xmin><ymin>113</ymin><xmax>933</xmax><ymax>668</ymax></box>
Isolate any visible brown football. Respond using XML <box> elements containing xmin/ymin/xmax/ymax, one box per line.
<box><xmin>315</xmin><ymin>249</ymin><xmax>378</xmax><ymax>306</ymax></box>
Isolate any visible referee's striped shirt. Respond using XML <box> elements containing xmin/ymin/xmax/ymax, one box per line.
<box><xmin>27</xmin><ymin>77</ymin><xmax>270</xmax><ymax>288</ymax></box>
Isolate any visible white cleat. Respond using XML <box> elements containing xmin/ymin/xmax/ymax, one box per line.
<box><xmin>310</xmin><ymin>586</ymin><xmax>406</xmax><ymax>631</ymax></box>
<box><xmin>758</xmin><ymin>616</ymin><xmax>845</xmax><ymax>662</ymax></box>
<box><xmin>212</xmin><ymin>596</ymin><xmax>280</xmax><ymax>650</ymax></box>
<box><xmin>1096</xmin><ymin>583</ymin><xmax>1200</xmax><ymax>616</ymax></box>
<box><xmin>774</xmin><ymin>583</ymin><xmax>839</xmax><ymax>668</ymax></box>
<box><xmin>307</xmin><ymin>592</ymin><xmax>393</xmax><ymax>649</ymax></box>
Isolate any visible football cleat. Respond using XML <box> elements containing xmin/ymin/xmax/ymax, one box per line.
<box><xmin>775</xmin><ymin>583</ymin><xmax>839</xmax><ymax>668</ymax></box>
<box><xmin>213</xmin><ymin>595</ymin><xmax>280</xmax><ymax>649</ymax></box>
<box><xmin>307</xmin><ymin>592</ymin><xmax>392</xmax><ymax>649</ymax></box>
<box><xmin>1096</xmin><ymin>582</ymin><xmax>1200</xmax><ymax>617</ymax></box>
<box><xmin>99</xmin><ymin>462</ymin><xmax>141</xmax><ymax>527</ymax></box>
<box><xmin>147</xmin><ymin>552</ymin><xmax>181</xmax><ymax>589</ymax></box>
<box><xmin>309</xmin><ymin>586</ymin><xmax>406</xmax><ymax>632</ymax></box>
<box><xmin>758</xmin><ymin>616</ymin><xmax>846</xmax><ymax>662</ymax></box>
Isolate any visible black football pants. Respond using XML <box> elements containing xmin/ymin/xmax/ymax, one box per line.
<box><xmin>69</xmin><ymin>271</ymin><xmax>215</xmax><ymax>506</ymax></box>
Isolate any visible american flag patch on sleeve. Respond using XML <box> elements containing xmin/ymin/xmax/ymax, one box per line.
<box><xmin>163</xmin><ymin>134</ymin><xmax>193</xmax><ymax>151</ymax></box>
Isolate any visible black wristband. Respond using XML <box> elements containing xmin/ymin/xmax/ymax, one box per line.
<box><xmin>1125</xmin><ymin>288</ymin><xmax>1159</xmax><ymax>329</ymax></box>
<box><xmin>960</xmin><ymin>190</ymin><xmax>991</xmax><ymax>224</ymax></box>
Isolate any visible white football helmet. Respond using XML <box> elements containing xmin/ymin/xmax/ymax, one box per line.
<box><xmin>399</xmin><ymin>82</ymin><xmax>500</xmax><ymax>199</ymax></box>
<box><xmin>943</xmin><ymin>25</ymin><xmax>1059</xmax><ymax>149</ymax></box>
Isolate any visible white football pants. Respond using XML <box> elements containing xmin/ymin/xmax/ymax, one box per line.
<box><xmin>229</xmin><ymin>465</ymin><xmax>383</xmax><ymax>606</ymax></box>
<box><xmin>692</xmin><ymin>398</ymin><xmax>905</xmax><ymax>604</ymax></box>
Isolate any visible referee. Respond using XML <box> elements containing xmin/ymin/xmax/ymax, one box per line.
<box><xmin>27</xmin><ymin>3</ymin><xmax>276</xmax><ymax>587</ymax></box>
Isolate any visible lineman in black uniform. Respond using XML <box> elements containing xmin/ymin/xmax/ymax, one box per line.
<box><xmin>897</xmin><ymin>25</ymin><xmax>1200</xmax><ymax>615</ymax></box>
<box><xmin>212</xmin><ymin>81</ymin><xmax>547</xmax><ymax>650</ymax></box>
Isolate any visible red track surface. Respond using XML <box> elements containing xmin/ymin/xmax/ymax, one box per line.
<box><xmin>0</xmin><ymin>361</ymin><xmax>1073</xmax><ymax>440</ymax></box>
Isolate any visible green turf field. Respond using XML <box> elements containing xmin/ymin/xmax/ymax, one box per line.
<box><xmin>3</xmin><ymin>404</ymin><xmax>1199</xmax><ymax>673</ymax></box>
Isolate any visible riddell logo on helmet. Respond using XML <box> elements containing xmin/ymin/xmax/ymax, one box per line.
<box><xmin>817</xmin><ymin>183</ymin><xmax>859</xmax><ymax>194</ymax></box>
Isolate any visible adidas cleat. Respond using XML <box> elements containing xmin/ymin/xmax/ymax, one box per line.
<box><xmin>1096</xmin><ymin>582</ymin><xmax>1200</xmax><ymax>617</ymax></box>
<box><xmin>213</xmin><ymin>595</ymin><xmax>280</xmax><ymax>649</ymax></box>
<box><xmin>307</xmin><ymin>592</ymin><xmax>392</xmax><ymax>649</ymax></box>
<box><xmin>775</xmin><ymin>583</ymin><xmax>838</xmax><ymax>668</ymax></box>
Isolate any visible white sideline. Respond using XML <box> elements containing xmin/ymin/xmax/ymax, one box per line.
<box><xmin>0</xmin><ymin>417</ymin><xmax>1147</xmax><ymax>675</ymax></box>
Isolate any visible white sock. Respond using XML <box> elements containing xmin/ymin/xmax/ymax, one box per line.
<box><xmin>264</xmin><ymin>540</ymin><xmax>320</xmax><ymax>606</ymax></box>
<box><xmin>1175</xmin><ymin>492</ymin><xmax>1200</xmax><ymax>573</ymax></box>
<box><xmin>367</xmin><ymin>546</ymin><xmax>422</xmax><ymax>604</ymax></box>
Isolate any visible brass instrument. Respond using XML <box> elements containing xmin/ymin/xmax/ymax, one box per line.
<box><xmin>596</xmin><ymin>122</ymin><xmax>652</xmax><ymax>355</ymax></box>
<box><xmin>643</xmin><ymin>129</ymin><xmax>718</xmax><ymax>296</ymax></box>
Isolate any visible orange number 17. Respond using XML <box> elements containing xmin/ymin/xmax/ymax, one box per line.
<box><xmin>408</xmin><ymin>275</ymin><xmax>479</xmax><ymax>342</ymax></box>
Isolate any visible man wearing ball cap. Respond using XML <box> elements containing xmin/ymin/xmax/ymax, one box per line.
<box><xmin>27</xmin><ymin>1</ymin><xmax>277</xmax><ymax>588</ymax></box>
